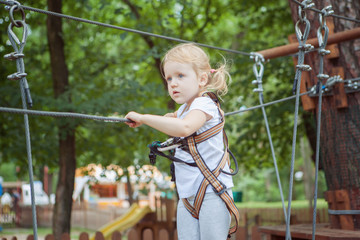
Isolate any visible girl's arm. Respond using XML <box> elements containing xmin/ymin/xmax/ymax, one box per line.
<box><xmin>125</xmin><ymin>110</ymin><xmax>209</xmax><ymax>137</ymax></box>
<box><xmin>164</xmin><ymin>111</ymin><xmax>177</xmax><ymax>118</ymax></box>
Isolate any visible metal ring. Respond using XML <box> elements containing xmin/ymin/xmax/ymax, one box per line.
<box><xmin>317</xmin><ymin>25</ymin><xmax>329</xmax><ymax>48</ymax></box>
<box><xmin>298</xmin><ymin>6</ymin><xmax>307</xmax><ymax>22</ymax></box>
<box><xmin>295</xmin><ymin>18</ymin><xmax>310</xmax><ymax>42</ymax></box>
<box><xmin>9</xmin><ymin>4</ymin><xmax>26</xmax><ymax>28</ymax></box>
<box><xmin>8</xmin><ymin>20</ymin><xmax>28</xmax><ymax>45</ymax></box>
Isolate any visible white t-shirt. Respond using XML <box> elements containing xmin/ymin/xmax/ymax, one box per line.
<box><xmin>174</xmin><ymin>96</ymin><xmax>234</xmax><ymax>199</ymax></box>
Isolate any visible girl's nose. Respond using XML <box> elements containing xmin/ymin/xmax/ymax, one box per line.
<box><xmin>170</xmin><ymin>79</ymin><xmax>178</xmax><ymax>87</ymax></box>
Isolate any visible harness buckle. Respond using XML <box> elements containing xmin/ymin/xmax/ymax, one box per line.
<box><xmin>212</xmin><ymin>181</ymin><xmax>227</xmax><ymax>196</ymax></box>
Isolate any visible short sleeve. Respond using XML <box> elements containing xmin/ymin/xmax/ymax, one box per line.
<box><xmin>188</xmin><ymin>97</ymin><xmax>218</xmax><ymax>119</ymax></box>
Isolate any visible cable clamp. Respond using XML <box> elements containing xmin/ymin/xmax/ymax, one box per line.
<box><xmin>325</xmin><ymin>75</ymin><xmax>342</xmax><ymax>88</ymax></box>
<box><xmin>296</xmin><ymin>64</ymin><xmax>312</xmax><ymax>71</ymax></box>
<box><xmin>7</xmin><ymin>72</ymin><xmax>27</xmax><ymax>80</ymax></box>
<box><xmin>300</xmin><ymin>0</ymin><xmax>314</xmax><ymax>9</ymax></box>
<box><xmin>322</xmin><ymin>5</ymin><xmax>334</xmax><ymax>17</ymax></box>
<box><xmin>298</xmin><ymin>43</ymin><xmax>314</xmax><ymax>51</ymax></box>
<box><xmin>252</xmin><ymin>80</ymin><xmax>262</xmax><ymax>85</ymax></box>
<box><xmin>319</xmin><ymin>49</ymin><xmax>331</xmax><ymax>56</ymax></box>
<box><xmin>317</xmin><ymin>74</ymin><xmax>329</xmax><ymax>81</ymax></box>
<box><xmin>253</xmin><ymin>88</ymin><xmax>263</xmax><ymax>93</ymax></box>
<box><xmin>4</xmin><ymin>52</ymin><xmax>24</xmax><ymax>60</ymax></box>
<box><xmin>4</xmin><ymin>0</ymin><xmax>20</xmax><ymax>10</ymax></box>
<box><xmin>346</xmin><ymin>81</ymin><xmax>359</xmax><ymax>90</ymax></box>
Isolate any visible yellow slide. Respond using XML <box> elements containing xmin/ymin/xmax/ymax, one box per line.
<box><xmin>91</xmin><ymin>203</ymin><xmax>153</xmax><ymax>240</ymax></box>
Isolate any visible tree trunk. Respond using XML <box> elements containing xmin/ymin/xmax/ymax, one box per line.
<box><xmin>47</xmin><ymin>0</ymin><xmax>76</xmax><ymax>239</ymax></box>
<box><xmin>289</xmin><ymin>0</ymin><xmax>360</xmax><ymax>230</ymax></box>
<box><xmin>126</xmin><ymin>170</ymin><xmax>134</xmax><ymax>205</ymax></box>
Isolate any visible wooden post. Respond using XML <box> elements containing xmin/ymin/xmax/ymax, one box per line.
<box><xmin>79</xmin><ymin>232</ymin><xmax>89</xmax><ymax>240</ymax></box>
<box><xmin>111</xmin><ymin>231</ymin><xmax>122</xmax><ymax>240</ymax></box>
<box><xmin>335</xmin><ymin>190</ymin><xmax>354</xmax><ymax>230</ymax></box>
<box><xmin>331</xmin><ymin>67</ymin><xmax>348</xmax><ymax>109</ymax></box>
<box><xmin>324</xmin><ymin>190</ymin><xmax>341</xmax><ymax>229</ymax></box>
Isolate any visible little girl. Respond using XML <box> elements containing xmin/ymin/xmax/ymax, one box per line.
<box><xmin>125</xmin><ymin>43</ymin><xmax>239</xmax><ymax>240</ymax></box>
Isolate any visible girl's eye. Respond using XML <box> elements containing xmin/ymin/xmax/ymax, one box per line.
<box><xmin>179</xmin><ymin>74</ymin><xmax>184</xmax><ymax>78</ymax></box>
<box><xmin>167</xmin><ymin>77</ymin><xmax>172</xmax><ymax>81</ymax></box>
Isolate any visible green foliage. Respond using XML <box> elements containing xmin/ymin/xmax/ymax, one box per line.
<box><xmin>0</xmin><ymin>0</ymin><xmax>314</xmax><ymax>201</ymax></box>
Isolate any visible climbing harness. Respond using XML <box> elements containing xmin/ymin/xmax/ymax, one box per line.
<box><xmin>4</xmin><ymin>2</ymin><xmax>38</xmax><ymax>240</ymax></box>
<box><xmin>148</xmin><ymin>92</ymin><xmax>240</xmax><ymax>237</ymax></box>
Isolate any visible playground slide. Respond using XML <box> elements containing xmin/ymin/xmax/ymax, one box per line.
<box><xmin>91</xmin><ymin>203</ymin><xmax>152</xmax><ymax>240</ymax></box>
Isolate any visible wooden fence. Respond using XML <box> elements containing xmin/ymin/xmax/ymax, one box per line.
<box><xmin>1</xmin><ymin>199</ymin><xmax>329</xmax><ymax>240</ymax></box>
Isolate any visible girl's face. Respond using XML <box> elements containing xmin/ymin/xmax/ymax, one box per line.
<box><xmin>164</xmin><ymin>61</ymin><xmax>205</xmax><ymax>105</ymax></box>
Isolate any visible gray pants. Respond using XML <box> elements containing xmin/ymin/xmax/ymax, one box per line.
<box><xmin>177</xmin><ymin>191</ymin><xmax>232</xmax><ymax>240</ymax></box>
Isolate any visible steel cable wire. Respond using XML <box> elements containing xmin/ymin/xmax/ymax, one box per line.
<box><xmin>0</xmin><ymin>0</ymin><xmax>252</xmax><ymax>56</ymax></box>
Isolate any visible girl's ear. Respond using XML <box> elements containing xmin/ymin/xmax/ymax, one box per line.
<box><xmin>199</xmin><ymin>72</ymin><xmax>208</xmax><ymax>87</ymax></box>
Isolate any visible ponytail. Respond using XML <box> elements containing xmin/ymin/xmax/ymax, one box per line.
<box><xmin>207</xmin><ymin>57</ymin><xmax>231</xmax><ymax>96</ymax></box>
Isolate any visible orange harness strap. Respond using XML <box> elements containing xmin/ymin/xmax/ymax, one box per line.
<box><xmin>181</xmin><ymin>92</ymin><xmax>240</xmax><ymax>237</ymax></box>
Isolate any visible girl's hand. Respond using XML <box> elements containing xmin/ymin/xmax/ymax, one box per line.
<box><xmin>125</xmin><ymin>111</ymin><xmax>143</xmax><ymax>128</ymax></box>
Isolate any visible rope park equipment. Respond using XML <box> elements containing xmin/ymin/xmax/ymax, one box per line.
<box><xmin>3</xmin><ymin>2</ymin><xmax>38</xmax><ymax>240</ymax></box>
<box><xmin>1</xmin><ymin>0</ymin><xmax>360</xmax><ymax>239</ymax></box>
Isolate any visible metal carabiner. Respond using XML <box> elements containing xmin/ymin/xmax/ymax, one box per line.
<box><xmin>250</xmin><ymin>52</ymin><xmax>264</xmax><ymax>81</ymax></box>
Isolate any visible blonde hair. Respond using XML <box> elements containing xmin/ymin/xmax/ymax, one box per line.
<box><xmin>161</xmin><ymin>43</ymin><xmax>231</xmax><ymax>96</ymax></box>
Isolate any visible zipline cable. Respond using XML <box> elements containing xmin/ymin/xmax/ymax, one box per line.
<box><xmin>0</xmin><ymin>0</ymin><xmax>252</xmax><ymax>56</ymax></box>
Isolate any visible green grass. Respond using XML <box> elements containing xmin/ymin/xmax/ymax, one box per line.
<box><xmin>236</xmin><ymin>199</ymin><xmax>328</xmax><ymax>209</ymax></box>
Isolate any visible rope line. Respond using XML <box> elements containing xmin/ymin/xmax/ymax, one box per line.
<box><xmin>311</xmin><ymin>9</ymin><xmax>331</xmax><ymax>240</ymax></box>
<box><xmin>0</xmin><ymin>0</ymin><xmax>251</xmax><ymax>56</ymax></box>
<box><xmin>290</xmin><ymin>0</ymin><xmax>360</xmax><ymax>24</ymax></box>
<box><xmin>251</xmin><ymin>54</ymin><xmax>288</xmax><ymax>229</ymax></box>
<box><xmin>286</xmin><ymin>2</ymin><xmax>313</xmax><ymax>238</ymax></box>
<box><xmin>5</xmin><ymin>4</ymin><xmax>39</xmax><ymax>240</ymax></box>
<box><xmin>0</xmin><ymin>107</ymin><xmax>131</xmax><ymax>122</ymax></box>
<box><xmin>0</xmin><ymin>91</ymin><xmax>312</xmax><ymax>121</ymax></box>
<box><xmin>328</xmin><ymin>209</ymin><xmax>360</xmax><ymax>215</ymax></box>
<box><xmin>225</xmin><ymin>91</ymin><xmax>311</xmax><ymax>116</ymax></box>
